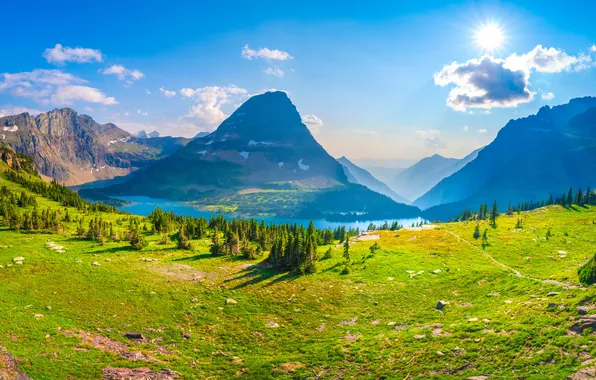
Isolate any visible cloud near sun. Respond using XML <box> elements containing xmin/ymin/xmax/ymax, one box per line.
<box><xmin>434</xmin><ymin>45</ymin><xmax>594</xmax><ymax>112</ymax></box>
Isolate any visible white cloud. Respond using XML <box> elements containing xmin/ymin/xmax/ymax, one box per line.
<box><xmin>505</xmin><ymin>45</ymin><xmax>592</xmax><ymax>73</ymax></box>
<box><xmin>264</xmin><ymin>67</ymin><xmax>285</xmax><ymax>77</ymax></box>
<box><xmin>541</xmin><ymin>91</ymin><xmax>555</xmax><ymax>100</ymax></box>
<box><xmin>181</xmin><ymin>85</ymin><xmax>248</xmax><ymax>125</ymax></box>
<box><xmin>241</xmin><ymin>45</ymin><xmax>293</xmax><ymax>61</ymax></box>
<box><xmin>0</xmin><ymin>105</ymin><xmax>43</xmax><ymax>118</ymax></box>
<box><xmin>145</xmin><ymin>89</ymin><xmax>151</xmax><ymax>95</ymax></box>
<box><xmin>301</xmin><ymin>114</ymin><xmax>323</xmax><ymax>134</ymax></box>
<box><xmin>477</xmin><ymin>129</ymin><xmax>488</xmax><ymax>134</ymax></box>
<box><xmin>102</xmin><ymin>64</ymin><xmax>144</xmax><ymax>81</ymax></box>
<box><xmin>481</xmin><ymin>110</ymin><xmax>491</xmax><ymax>114</ymax></box>
<box><xmin>591</xmin><ymin>45</ymin><xmax>596</xmax><ymax>53</ymax></box>
<box><xmin>51</xmin><ymin>85</ymin><xmax>117</xmax><ymax>105</ymax></box>
<box><xmin>463</xmin><ymin>125</ymin><xmax>469</xmax><ymax>132</ymax></box>
<box><xmin>43</xmin><ymin>44</ymin><xmax>103</xmax><ymax>65</ymax></box>
<box><xmin>415</xmin><ymin>130</ymin><xmax>447</xmax><ymax>148</ymax></box>
<box><xmin>435</xmin><ymin>45</ymin><xmax>594</xmax><ymax>112</ymax></box>
<box><xmin>159</xmin><ymin>87</ymin><xmax>176</xmax><ymax>98</ymax></box>
<box><xmin>435</xmin><ymin>55</ymin><xmax>533</xmax><ymax>112</ymax></box>
<box><xmin>137</xmin><ymin>109</ymin><xmax>148</xmax><ymax>116</ymax></box>
<box><xmin>0</xmin><ymin>69</ymin><xmax>117</xmax><ymax>106</ymax></box>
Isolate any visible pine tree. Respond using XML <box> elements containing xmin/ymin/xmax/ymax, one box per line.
<box><xmin>210</xmin><ymin>228</ymin><xmax>221</xmax><ymax>255</ymax></box>
<box><xmin>490</xmin><ymin>200</ymin><xmax>498</xmax><ymax>226</ymax></box>
<box><xmin>343</xmin><ymin>234</ymin><xmax>350</xmax><ymax>263</ymax></box>
<box><xmin>473</xmin><ymin>224</ymin><xmax>481</xmax><ymax>239</ymax></box>
<box><xmin>177</xmin><ymin>224</ymin><xmax>192</xmax><ymax>250</ymax></box>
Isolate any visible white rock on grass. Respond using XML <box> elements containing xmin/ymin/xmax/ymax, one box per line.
<box><xmin>92</xmin><ymin>262</ymin><xmax>101</xmax><ymax>266</ymax></box>
<box><xmin>13</xmin><ymin>257</ymin><xmax>25</xmax><ymax>262</ymax></box>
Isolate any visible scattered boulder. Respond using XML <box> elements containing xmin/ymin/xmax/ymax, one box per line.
<box><xmin>225</xmin><ymin>298</ymin><xmax>238</xmax><ymax>304</ymax></box>
<box><xmin>92</xmin><ymin>262</ymin><xmax>101</xmax><ymax>266</ymax></box>
<box><xmin>266</xmin><ymin>321</ymin><xmax>279</xmax><ymax>328</ymax></box>
<box><xmin>413</xmin><ymin>334</ymin><xmax>426</xmax><ymax>340</ymax></box>
<box><xmin>276</xmin><ymin>362</ymin><xmax>305</xmax><ymax>374</ymax></box>
<box><xmin>34</xmin><ymin>314</ymin><xmax>44</xmax><ymax>319</ymax></box>
<box><xmin>0</xmin><ymin>344</ymin><xmax>31</xmax><ymax>379</ymax></box>
<box><xmin>13</xmin><ymin>257</ymin><xmax>24</xmax><ymax>262</ymax></box>
<box><xmin>436</xmin><ymin>300</ymin><xmax>448</xmax><ymax>311</ymax></box>
<box><xmin>570</xmin><ymin>315</ymin><xmax>596</xmax><ymax>334</ymax></box>
<box><xmin>124</xmin><ymin>332</ymin><xmax>145</xmax><ymax>340</ymax></box>
<box><xmin>567</xmin><ymin>366</ymin><xmax>596</xmax><ymax>380</ymax></box>
<box><xmin>547</xmin><ymin>292</ymin><xmax>560</xmax><ymax>297</ymax></box>
<box><xmin>338</xmin><ymin>317</ymin><xmax>358</xmax><ymax>326</ymax></box>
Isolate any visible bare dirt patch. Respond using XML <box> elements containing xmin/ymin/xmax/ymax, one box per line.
<box><xmin>62</xmin><ymin>330</ymin><xmax>158</xmax><ymax>362</ymax></box>
<box><xmin>147</xmin><ymin>264</ymin><xmax>206</xmax><ymax>282</ymax></box>
<box><xmin>102</xmin><ymin>367</ymin><xmax>180</xmax><ymax>379</ymax></box>
<box><xmin>0</xmin><ymin>343</ymin><xmax>31</xmax><ymax>379</ymax></box>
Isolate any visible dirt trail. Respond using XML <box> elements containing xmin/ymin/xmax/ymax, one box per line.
<box><xmin>444</xmin><ymin>230</ymin><xmax>580</xmax><ymax>289</ymax></box>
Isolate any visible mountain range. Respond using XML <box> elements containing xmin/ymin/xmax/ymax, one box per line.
<box><xmin>389</xmin><ymin>149</ymin><xmax>482</xmax><ymax>202</ymax></box>
<box><xmin>418</xmin><ymin>96</ymin><xmax>596</xmax><ymax>220</ymax></box>
<box><xmin>102</xmin><ymin>91</ymin><xmax>419</xmax><ymax>219</ymax></box>
<box><xmin>337</xmin><ymin>156</ymin><xmax>410</xmax><ymax>204</ymax></box>
<box><xmin>0</xmin><ymin>109</ymin><xmax>192</xmax><ymax>185</ymax></box>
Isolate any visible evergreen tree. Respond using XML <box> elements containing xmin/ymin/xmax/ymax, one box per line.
<box><xmin>343</xmin><ymin>234</ymin><xmax>350</xmax><ymax>263</ymax></box>
<box><xmin>473</xmin><ymin>224</ymin><xmax>481</xmax><ymax>239</ymax></box>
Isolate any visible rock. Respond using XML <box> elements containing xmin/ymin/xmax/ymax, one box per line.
<box><xmin>92</xmin><ymin>262</ymin><xmax>100</xmax><ymax>266</ymax></box>
<box><xmin>0</xmin><ymin>344</ymin><xmax>32</xmax><ymax>379</ymax></box>
<box><xmin>102</xmin><ymin>366</ymin><xmax>180</xmax><ymax>379</ymax></box>
<box><xmin>266</xmin><ymin>321</ymin><xmax>280</xmax><ymax>328</ymax></box>
<box><xmin>413</xmin><ymin>334</ymin><xmax>426</xmax><ymax>339</ymax></box>
<box><xmin>547</xmin><ymin>292</ymin><xmax>560</xmax><ymax>297</ymax></box>
<box><xmin>183</xmin><ymin>333</ymin><xmax>191</xmax><ymax>339</ymax></box>
<box><xmin>578</xmin><ymin>307</ymin><xmax>590</xmax><ymax>316</ymax></box>
<box><xmin>105</xmin><ymin>258</ymin><xmax>111</xmax><ymax>262</ymax></box>
<box><xmin>338</xmin><ymin>317</ymin><xmax>358</xmax><ymax>326</ymax></box>
<box><xmin>124</xmin><ymin>332</ymin><xmax>145</xmax><ymax>340</ymax></box>
<box><xmin>467</xmin><ymin>377</ymin><xmax>489</xmax><ymax>380</ymax></box>
<box><xmin>467</xmin><ymin>318</ymin><xmax>478</xmax><ymax>322</ymax></box>
<box><xmin>226</xmin><ymin>298</ymin><xmax>238</xmax><ymax>304</ymax></box>
<box><xmin>570</xmin><ymin>315</ymin><xmax>596</xmax><ymax>334</ymax></box>
<box><xmin>46</xmin><ymin>306</ymin><xmax>52</xmax><ymax>310</ymax></box>
<box><xmin>13</xmin><ymin>257</ymin><xmax>24</xmax><ymax>262</ymax></box>
<box><xmin>432</xmin><ymin>269</ymin><xmax>442</xmax><ymax>274</ymax></box>
<box><xmin>436</xmin><ymin>300</ymin><xmax>448</xmax><ymax>311</ymax></box>
<box><xmin>34</xmin><ymin>314</ymin><xmax>44</xmax><ymax>319</ymax></box>
<box><xmin>567</xmin><ymin>366</ymin><xmax>596</xmax><ymax>380</ymax></box>
<box><xmin>14</xmin><ymin>261</ymin><xmax>23</xmax><ymax>265</ymax></box>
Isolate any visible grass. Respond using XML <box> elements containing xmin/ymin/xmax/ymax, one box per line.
<box><xmin>1</xmin><ymin>173</ymin><xmax>596</xmax><ymax>378</ymax></box>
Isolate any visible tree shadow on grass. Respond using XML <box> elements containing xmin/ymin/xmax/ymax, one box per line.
<box><xmin>225</xmin><ymin>265</ymin><xmax>299</xmax><ymax>290</ymax></box>
<box><xmin>173</xmin><ymin>253</ymin><xmax>213</xmax><ymax>261</ymax></box>
<box><xmin>88</xmin><ymin>246</ymin><xmax>131</xmax><ymax>255</ymax></box>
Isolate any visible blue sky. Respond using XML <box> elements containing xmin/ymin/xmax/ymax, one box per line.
<box><xmin>1</xmin><ymin>0</ymin><xmax>596</xmax><ymax>165</ymax></box>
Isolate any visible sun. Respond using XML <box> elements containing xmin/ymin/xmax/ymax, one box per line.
<box><xmin>475</xmin><ymin>22</ymin><xmax>504</xmax><ymax>51</ymax></box>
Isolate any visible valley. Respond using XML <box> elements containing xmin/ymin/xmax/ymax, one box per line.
<box><xmin>0</xmin><ymin>157</ymin><xmax>595</xmax><ymax>378</ymax></box>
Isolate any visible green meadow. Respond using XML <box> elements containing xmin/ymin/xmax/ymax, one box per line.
<box><xmin>1</xmin><ymin>169</ymin><xmax>595</xmax><ymax>379</ymax></box>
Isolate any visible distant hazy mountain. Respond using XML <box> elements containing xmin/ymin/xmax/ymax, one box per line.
<box><xmin>392</xmin><ymin>149</ymin><xmax>482</xmax><ymax>202</ymax></box>
<box><xmin>193</xmin><ymin>131</ymin><xmax>211</xmax><ymax>139</ymax></box>
<box><xmin>418</xmin><ymin>97</ymin><xmax>596</xmax><ymax>220</ymax></box>
<box><xmin>337</xmin><ymin>156</ymin><xmax>410</xmax><ymax>204</ymax></box>
<box><xmin>105</xmin><ymin>91</ymin><xmax>420</xmax><ymax>219</ymax></box>
<box><xmin>135</xmin><ymin>130</ymin><xmax>160</xmax><ymax>139</ymax></box>
<box><xmin>0</xmin><ymin>109</ymin><xmax>190</xmax><ymax>185</ymax></box>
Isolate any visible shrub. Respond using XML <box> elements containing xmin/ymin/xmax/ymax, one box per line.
<box><xmin>578</xmin><ymin>256</ymin><xmax>596</xmax><ymax>286</ymax></box>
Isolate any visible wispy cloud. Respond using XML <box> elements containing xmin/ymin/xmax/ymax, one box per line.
<box><xmin>0</xmin><ymin>69</ymin><xmax>117</xmax><ymax>105</ymax></box>
<box><xmin>0</xmin><ymin>105</ymin><xmax>44</xmax><ymax>118</ymax></box>
<box><xmin>415</xmin><ymin>129</ymin><xmax>447</xmax><ymax>148</ymax></box>
<box><xmin>102</xmin><ymin>64</ymin><xmax>144</xmax><ymax>81</ymax></box>
<box><xmin>541</xmin><ymin>91</ymin><xmax>555</xmax><ymax>100</ymax></box>
<box><xmin>43</xmin><ymin>44</ymin><xmax>103</xmax><ymax>65</ymax></box>
<box><xmin>301</xmin><ymin>114</ymin><xmax>323</xmax><ymax>134</ymax></box>
<box><xmin>264</xmin><ymin>67</ymin><xmax>285</xmax><ymax>77</ymax></box>
<box><xmin>354</xmin><ymin>129</ymin><xmax>380</xmax><ymax>136</ymax></box>
<box><xmin>241</xmin><ymin>45</ymin><xmax>293</xmax><ymax>61</ymax></box>
<box><xmin>180</xmin><ymin>85</ymin><xmax>248</xmax><ymax>126</ymax></box>
<box><xmin>159</xmin><ymin>87</ymin><xmax>176</xmax><ymax>98</ymax></box>
<box><xmin>477</xmin><ymin>129</ymin><xmax>488</xmax><ymax>134</ymax></box>
<box><xmin>137</xmin><ymin>109</ymin><xmax>148</xmax><ymax>116</ymax></box>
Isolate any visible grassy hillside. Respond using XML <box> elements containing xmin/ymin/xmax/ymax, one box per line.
<box><xmin>1</xmin><ymin>165</ymin><xmax>596</xmax><ymax>378</ymax></box>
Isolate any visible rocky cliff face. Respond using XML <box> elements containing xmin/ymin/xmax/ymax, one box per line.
<box><xmin>0</xmin><ymin>109</ymin><xmax>190</xmax><ymax>185</ymax></box>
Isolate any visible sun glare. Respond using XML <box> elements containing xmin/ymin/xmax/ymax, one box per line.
<box><xmin>475</xmin><ymin>22</ymin><xmax>504</xmax><ymax>51</ymax></box>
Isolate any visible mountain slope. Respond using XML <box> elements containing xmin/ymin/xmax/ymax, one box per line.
<box><xmin>105</xmin><ymin>91</ymin><xmax>420</xmax><ymax>218</ymax></box>
<box><xmin>337</xmin><ymin>156</ymin><xmax>410</xmax><ymax>204</ymax></box>
<box><xmin>418</xmin><ymin>97</ymin><xmax>596</xmax><ymax>220</ymax></box>
<box><xmin>0</xmin><ymin>109</ymin><xmax>191</xmax><ymax>185</ymax></box>
<box><xmin>391</xmin><ymin>149</ymin><xmax>482</xmax><ymax>202</ymax></box>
